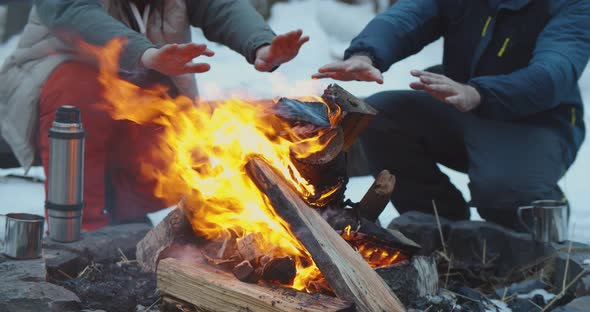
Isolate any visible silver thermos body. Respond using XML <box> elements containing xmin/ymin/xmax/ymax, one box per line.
<box><xmin>46</xmin><ymin>105</ymin><xmax>85</xmax><ymax>242</ymax></box>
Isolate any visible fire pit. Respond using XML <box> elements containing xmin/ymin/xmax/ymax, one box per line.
<box><xmin>132</xmin><ymin>82</ymin><xmax>421</xmax><ymax>312</ymax></box>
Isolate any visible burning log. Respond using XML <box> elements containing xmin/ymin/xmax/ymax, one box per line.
<box><xmin>321</xmin><ymin>84</ymin><xmax>377</xmax><ymax>151</ymax></box>
<box><xmin>136</xmin><ymin>206</ymin><xmax>196</xmax><ymax>272</ymax></box>
<box><xmin>232</xmin><ymin>260</ymin><xmax>259</xmax><ymax>283</ymax></box>
<box><xmin>237</xmin><ymin>232</ymin><xmax>266</xmax><ymax>263</ymax></box>
<box><xmin>359</xmin><ymin>170</ymin><xmax>396</xmax><ymax>222</ymax></box>
<box><xmin>245</xmin><ymin>157</ymin><xmax>406</xmax><ymax>312</ymax></box>
<box><xmin>158</xmin><ymin>257</ymin><xmax>354</xmax><ymax>312</ymax></box>
<box><xmin>261</xmin><ymin>256</ymin><xmax>297</xmax><ymax>284</ymax></box>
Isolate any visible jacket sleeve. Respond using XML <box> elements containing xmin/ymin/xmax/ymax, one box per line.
<box><xmin>344</xmin><ymin>0</ymin><xmax>442</xmax><ymax>72</ymax></box>
<box><xmin>469</xmin><ymin>0</ymin><xmax>590</xmax><ymax>120</ymax></box>
<box><xmin>34</xmin><ymin>0</ymin><xmax>156</xmax><ymax>71</ymax></box>
<box><xmin>187</xmin><ymin>0</ymin><xmax>276</xmax><ymax>64</ymax></box>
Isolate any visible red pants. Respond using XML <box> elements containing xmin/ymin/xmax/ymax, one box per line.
<box><xmin>39</xmin><ymin>62</ymin><xmax>168</xmax><ymax>230</ymax></box>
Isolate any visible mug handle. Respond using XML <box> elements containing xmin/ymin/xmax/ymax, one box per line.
<box><xmin>517</xmin><ymin>206</ymin><xmax>534</xmax><ymax>233</ymax></box>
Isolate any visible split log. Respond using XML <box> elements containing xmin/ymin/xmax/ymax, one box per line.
<box><xmin>158</xmin><ymin>257</ymin><xmax>354</xmax><ymax>312</ymax></box>
<box><xmin>322</xmin><ymin>84</ymin><xmax>377</xmax><ymax>151</ymax></box>
<box><xmin>246</xmin><ymin>157</ymin><xmax>406</xmax><ymax>312</ymax></box>
<box><xmin>237</xmin><ymin>232</ymin><xmax>266</xmax><ymax>263</ymax></box>
<box><xmin>359</xmin><ymin>170</ymin><xmax>396</xmax><ymax>222</ymax></box>
<box><xmin>136</xmin><ymin>206</ymin><xmax>196</xmax><ymax>272</ymax></box>
<box><xmin>232</xmin><ymin>260</ymin><xmax>259</xmax><ymax>283</ymax></box>
<box><xmin>375</xmin><ymin>256</ymin><xmax>439</xmax><ymax>307</ymax></box>
<box><xmin>261</xmin><ymin>256</ymin><xmax>296</xmax><ymax>284</ymax></box>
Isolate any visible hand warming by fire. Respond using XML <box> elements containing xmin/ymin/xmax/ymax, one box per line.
<box><xmin>140</xmin><ymin>29</ymin><xmax>309</xmax><ymax>76</ymax></box>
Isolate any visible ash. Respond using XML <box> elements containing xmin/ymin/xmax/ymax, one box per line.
<box><xmin>54</xmin><ymin>261</ymin><xmax>159</xmax><ymax>312</ymax></box>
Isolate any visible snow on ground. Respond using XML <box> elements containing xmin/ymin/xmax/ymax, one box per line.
<box><xmin>0</xmin><ymin>0</ymin><xmax>589</xmax><ymax>242</ymax></box>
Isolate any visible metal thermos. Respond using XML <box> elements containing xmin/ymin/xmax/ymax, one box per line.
<box><xmin>46</xmin><ymin>105</ymin><xmax>85</xmax><ymax>242</ymax></box>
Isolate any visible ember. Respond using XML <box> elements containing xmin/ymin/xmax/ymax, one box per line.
<box><xmin>341</xmin><ymin>225</ymin><xmax>408</xmax><ymax>268</ymax></box>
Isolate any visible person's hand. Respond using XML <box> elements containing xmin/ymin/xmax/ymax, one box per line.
<box><xmin>141</xmin><ymin>43</ymin><xmax>214</xmax><ymax>76</ymax></box>
<box><xmin>312</xmin><ymin>55</ymin><xmax>384</xmax><ymax>84</ymax></box>
<box><xmin>254</xmin><ymin>29</ymin><xmax>309</xmax><ymax>71</ymax></box>
<box><xmin>410</xmin><ymin>70</ymin><xmax>481</xmax><ymax>112</ymax></box>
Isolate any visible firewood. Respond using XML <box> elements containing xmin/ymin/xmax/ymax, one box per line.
<box><xmin>232</xmin><ymin>260</ymin><xmax>259</xmax><ymax>283</ymax></box>
<box><xmin>158</xmin><ymin>257</ymin><xmax>354</xmax><ymax>312</ymax></box>
<box><xmin>237</xmin><ymin>232</ymin><xmax>266</xmax><ymax>263</ymax></box>
<box><xmin>245</xmin><ymin>157</ymin><xmax>406</xmax><ymax>312</ymax></box>
<box><xmin>261</xmin><ymin>256</ymin><xmax>296</xmax><ymax>284</ymax></box>
<box><xmin>136</xmin><ymin>206</ymin><xmax>196</xmax><ymax>272</ymax></box>
<box><xmin>291</xmin><ymin>128</ymin><xmax>344</xmax><ymax>165</ymax></box>
<box><xmin>322</xmin><ymin>84</ymin><xmax>377</xmax><ymax>151</ymax></box>
<box><xmin>359</xmin><ymin>170</ymin><xmax>396</xmax><ymax>222</ymax></box>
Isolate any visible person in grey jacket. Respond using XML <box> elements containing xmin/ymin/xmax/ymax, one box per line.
<box><xmin>0</xmin><ymin>0</ymin><xmax>308</xmax><ymax>230</ymax></box>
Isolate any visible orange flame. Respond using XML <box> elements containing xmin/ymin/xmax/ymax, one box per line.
<box><xmin>80</xmin><ymin>38</ymin><xmax>343</xmax><ymax>290</ymax></box>
<box><xmin>341</xmin><ymin>225</ymin><xmax>408</xmax><ymax>268</ymax></box>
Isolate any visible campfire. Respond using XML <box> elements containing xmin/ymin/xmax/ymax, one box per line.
<box><xmin>85</xmin><ymin>39</ymin><xmax>419</xmax><ymax>311</ymax></box>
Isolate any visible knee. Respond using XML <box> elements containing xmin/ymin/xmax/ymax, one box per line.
<box><xmin>365</xmin><ymin>90</ymin><xmax>423</xmax><ymax>114</ymax></box>
<box><xmin>40</xmin><ymin>62</ymin><xmax>114</xmax><ymax>145</ymax></box>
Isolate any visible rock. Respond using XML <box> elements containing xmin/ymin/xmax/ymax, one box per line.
<box><xmin>576</xmin><ymin>275</ymin><xmax>590</xmax><ymax>297</ymax></box>
<box><xmin>0</xmin><ymin>255</ymin><xmax>46</xmax><ymax>282</ymax></box>
<box><xmin>376</xmin><ymin>255</ymin><xmax>438</xmax><ymax>306</ymax></box>
<box><xmin>551</xmin><ymin>242</ymin><xmax>590</xmax><ymax>298</ymax></box>
<box><xmin>388</xmin><ymin>211</ymin><xmax>451</xmax><ymax>255</ymax></box>
<box><xmin>552</xmin><ymin>296</ymin><xmax>590</xmax><ymax>312</ymax></box>
<box><xmin>0</xmin><ymin>281</ymin><xmax>80</xmax><ymax>312</ymax></box>
<box><xmin>508</xmin><ymin>298</ymin><xmax>541</xmax><ymax>312</ymax></box>
<box><xmin>389</xmin><ymin>212</ymin><xmax>555</xmax><ymax>277</ymax></box>
<box><xmin>445</xmin><ymin>221</ymin><xmax>553</xmax><ymax>277</ymax></box>
<box><xmin>44</xmin><ymin>223</ymin><xmax>151</xmax><ymax>277</ymax></box>
<box><xmin>495</xmin><ymin>277</ymin><xmax>548</xmax><ymax>298</ymax></box>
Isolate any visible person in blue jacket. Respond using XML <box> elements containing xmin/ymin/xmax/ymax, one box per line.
<box><xmin>313</xmin><ymin>0</ymin><xmax>590</xmax><ymax>230</ymax></box>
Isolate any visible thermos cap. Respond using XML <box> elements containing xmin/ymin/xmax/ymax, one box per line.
<box><xmin>55</xmin><ymin>106</ymin><xmax>81</xmax><ymax>124</ymax></box>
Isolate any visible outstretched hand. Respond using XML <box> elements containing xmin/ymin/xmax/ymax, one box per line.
<box><xmin>312</xmin><ymin>55</ymin><xmax>383</xmax><ymax>84</ymax></box>
<box><xmin>141</xmin><ymin>43</ymin><xmax>214</xmax><ymax>76</ymax></box>
<box><xmin>255</xmin><ymin>29</ymin><xmax>309</xmax><ymax>72</ymax></box>
<box><xmin>410</xmin><ymin>70</ymin><xmax>481</xmax><ymax>112</ymax></box>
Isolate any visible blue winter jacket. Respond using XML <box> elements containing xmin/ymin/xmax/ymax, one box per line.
<box><xmin>345</xmin><ymin>0</ymin><xmax>590</xmax><ymax>163</ymax></box>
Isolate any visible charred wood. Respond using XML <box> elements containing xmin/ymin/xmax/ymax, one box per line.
<box><xmin>358</xmin><ymin>170</ymin><xmax>396</xmax><ymax>222</ymax></box>
<box><xmin>245</xmin><ymin>157</ymin><xmax>405</xmax><ymax>312</ymax></box>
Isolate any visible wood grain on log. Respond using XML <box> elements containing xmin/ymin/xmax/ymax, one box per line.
<box><xmin>136</xmin><ymin>206</ymin><xmax>195</xmax><ymax>272</ymax></box>
<box><xmin>158</xmin><ymin>258</ymin><xmax>354</xmax><ymax>312</ymax></box>
<box><xmin>359</xmin><ymin>170</ymin><xmax>396</xmax><ymax>222</ymax></box>
<box><xmin>245</xmin><ymin>157</ymin><xmax>406</xmax><ymax>312</ymax></box>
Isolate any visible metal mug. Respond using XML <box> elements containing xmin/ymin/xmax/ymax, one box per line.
<box><xmin>517</xmin><ymin>200</ymin><xmax>568</xmax><ymax>243</ymax></box>
<box><xmin>1</xmin><ymin>213</ymin><xmax>45</xmax><ymax>259</ymax></box>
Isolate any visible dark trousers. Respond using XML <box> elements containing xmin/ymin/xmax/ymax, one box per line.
<box><xmin>361</xmin><ymin>90</ymin><xmax>570</xmax><ymax>230</ymax></box>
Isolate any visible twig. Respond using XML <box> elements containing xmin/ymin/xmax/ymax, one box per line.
<box><xmin>145</xmin><ymin>297</ymin><xmax>161</xmax><ymax>312</ymax></box>
<box><xmin>446</xmin><ymin>290</ymin><xmax>481</xmax><ymax>303</ymax></box>
<box><xmin>432</xmin><ymin>199</ymin><xmax>448</xmax><ymax>259</ymax></box>
<box><xmin>501</xmin><ymin>287</ymin><xmax>508</xmax><ymax>302</ymax></box>
<box><xmin>541</xmin><ymin>269</ymin><xmax>587</xmax><ymax>312</ymax></box>
<box><xmin>77</xmin><ymin>265</ymin><xmax>90</xmax><ymax>278</ymax></box>
<box><xmin>482</xmin><ymin>239</ymin><xmax>487</xmax><ymax>265</ymax></box>
<box><xmin>57</xmin><ymin>269</ymin><xmax>73</xmax><ymax>279</ymax></box>
<box><xmin>444</xmin><ymin>255</ymin><xmax>453</xmax><ymax>289</ymax></box>
<box><xmin>562</xmin><ymin>223</ymin><xmax>576</xmax><ymax>292</ymax></box>
<box><xmin>118</xmin><ymin>247</ymin><xmax>129</xmax><ymax>262</ymax></box>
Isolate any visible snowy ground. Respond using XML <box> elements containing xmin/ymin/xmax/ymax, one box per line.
<box><xmin>1</xmin><ymin>0</ymin><xmax>589</xmax><ymax>243</ymax></box>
